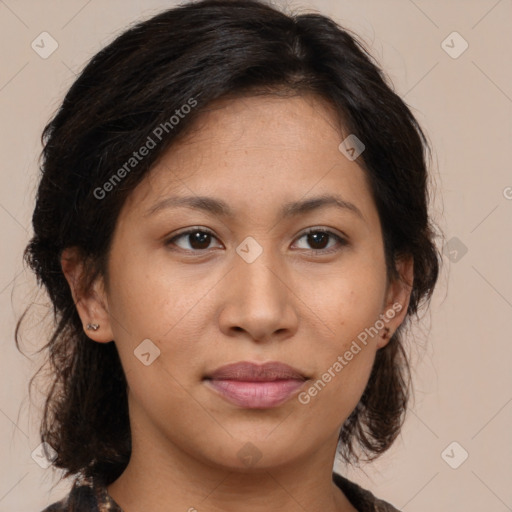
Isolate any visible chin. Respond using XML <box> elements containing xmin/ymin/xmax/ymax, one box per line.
<box><xmin>193</xmin><ymin>431</ymin><xmax>308</xmax><ymax>473</ymax></box>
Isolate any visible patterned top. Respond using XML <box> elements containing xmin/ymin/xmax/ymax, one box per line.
<box><xmin>41</xmin><ymin>472</ymin><xmax>400</xmax><ymax>511</ymax></box>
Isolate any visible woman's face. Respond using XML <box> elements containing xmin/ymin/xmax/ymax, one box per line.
<box><xmin>71</xmin><ymin>94</ymin><xmax>412</xmax><ymax>471</ymax></box>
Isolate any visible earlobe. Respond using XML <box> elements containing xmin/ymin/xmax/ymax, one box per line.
<box><xmin>60</xmin><ymin>247</ymin><xmax>114</xmax><ymax>343</ymax></box>
<box><xmin>377</xmin><ymin>255</ymin><xmax>414</xmax><ymax>348</ymax></box>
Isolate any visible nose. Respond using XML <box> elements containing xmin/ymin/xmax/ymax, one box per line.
<box><xmin>217</xmin><ymin>248</ymin><xmax>299</xmax><ymax>344</ymax></box>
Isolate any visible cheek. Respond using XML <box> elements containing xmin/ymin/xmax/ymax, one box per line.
<box><xmin>106</xmin><ymin>247</ymin><xmax>202</xmax><ymax>341</ymax></box>
<box><xmin>306</xmin><ymin>257</ymin><xmax>387</xmax><ymax>343</ymax></box>
<box><xmin>297</xmin><ymin>334</ymin><xmax>377</xmax><ymax>428</ymax></box>
<box><xmin>106</xmin><ymin>254</ymin><xmax>212</xmax><ymax>391</ymax></box>
<box><xmin>295</xmin><ymin>253</ymin><xmax>387</xmax><ymax>408</ymax></box>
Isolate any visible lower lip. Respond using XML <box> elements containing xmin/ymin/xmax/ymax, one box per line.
<box><xmin>205</xmin><ymin>379</ymin><xmax>306</xmax><ymax>408</ymax></box>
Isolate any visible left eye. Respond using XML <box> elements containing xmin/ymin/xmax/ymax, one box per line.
<box><xmin>293</xmin><ymin>229</ymin><xmax>346</xmax><ymax>253</ymax></box>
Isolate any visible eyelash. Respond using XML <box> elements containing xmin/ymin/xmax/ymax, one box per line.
<box><xmin>165</xmin><ymin>227</ymin><xmax>348</xmax><ymax>255</ymax></box>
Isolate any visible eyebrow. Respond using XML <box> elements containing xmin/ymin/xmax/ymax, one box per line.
<box><xmin>144</xmin><ymin>193</ymin><xmax>365</xmax><ymax>222</ymax></box>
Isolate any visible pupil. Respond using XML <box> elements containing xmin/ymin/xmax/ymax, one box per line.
<box><xmin>190</xmin><ymin>231</ymin><xmax>210</xmax><ymax>249</ymax></box>
<box><xmin>308</xmin><ymin>232</ymin><xmax>328</xmax><ymax>249</ymax></box>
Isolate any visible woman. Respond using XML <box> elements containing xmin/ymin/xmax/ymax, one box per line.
<box><xmin>19</xmin><ymin>0</ymin><xmax>441</xmax><ymax>510</ymax></box>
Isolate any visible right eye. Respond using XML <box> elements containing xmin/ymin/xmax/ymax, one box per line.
<box><xmin>165</xmin><ymin>227</ymin><xmax>223</xmax><ymax>252</ymax></box>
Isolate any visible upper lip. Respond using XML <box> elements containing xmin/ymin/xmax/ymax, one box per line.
<box><xmin>205</xmin><ymin>361</ymin><xmax>307</xmax><ymax>381</ymax></box>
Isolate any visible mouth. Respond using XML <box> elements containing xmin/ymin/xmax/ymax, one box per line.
<box><xmin>203</xmin><ymin>361</ymin><xmax>308</xmax><ymax>409</ymax></box>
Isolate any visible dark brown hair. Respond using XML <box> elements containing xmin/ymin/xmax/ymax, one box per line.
<box><xmin>17</xmin><ymin>0</ymin><xmax>441</xmax><ymax>485</ymax></box>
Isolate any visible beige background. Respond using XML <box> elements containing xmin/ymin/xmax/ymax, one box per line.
<box><xmin>1</xmin><ymin>0</ymin><xmax>511</xmax><ymax>510</ymax></box>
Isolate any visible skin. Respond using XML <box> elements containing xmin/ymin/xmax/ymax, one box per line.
<box><xmin>62</xmin><ymin>93</ymin><xmax>413</xmax><ymax>512</ymax></box>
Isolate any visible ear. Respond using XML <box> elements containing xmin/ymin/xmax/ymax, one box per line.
<box><xmin>60</xmin><ymin>247</ymin><xmax>114</xmax><ymax>343</ymax></box>
<box><xmin>377</xmin><ymin>254</ymin><xmax>414</xmax><ymax>349</ymax></box>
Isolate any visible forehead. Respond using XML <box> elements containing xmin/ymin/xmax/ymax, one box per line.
<box><xmin>122</xmin><ymin>94</ymin><xmax>378</xmax><ymax>229</ymax></box>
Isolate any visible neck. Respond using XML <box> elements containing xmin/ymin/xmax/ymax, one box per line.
<box><xmin>107</xmin><ymin>426</ymin><xmax>356</xmax><ymax>512</ymax></box>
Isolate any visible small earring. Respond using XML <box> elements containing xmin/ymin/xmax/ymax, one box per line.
<box><xmin>86</xmin><ymin>323</ymin><xmax>100</xmax><ymax>331</ymax></box>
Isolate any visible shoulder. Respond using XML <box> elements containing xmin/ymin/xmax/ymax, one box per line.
<box><xmin>333</xmin><ymin>472</ymin><xmax>401</xmax><ymax>512</ymax></box>
<box><xmin>39</xmin><ymin>476</ymin><xmax>122</xmax><ymax>512</ymax></box>
<box><xmin>39</xmin><ymin>480</ymin><xmax>95</xmax><ymax>512</ymax></box>
<box><xmin>40</xmin><ymin>499</ymin><xmax>67</xmax><ymax>512</ymax></box>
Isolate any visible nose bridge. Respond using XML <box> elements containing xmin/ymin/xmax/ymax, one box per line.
<box><xmin>233</xmin><ymin>240</ymin><xmax>286</xmax><ymax>307</ymax></box>
<box><xmin>218</xmin><ymin>236</ymin><xmax>297</xmax><ymax>341</ymax></box>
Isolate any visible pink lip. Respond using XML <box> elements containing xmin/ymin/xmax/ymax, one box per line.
<box><xmin>204</xmin><ymin>361</ymin><xmax>307</xmax><ymax>409</ymax></box>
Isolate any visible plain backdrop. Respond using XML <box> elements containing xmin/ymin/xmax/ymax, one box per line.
<box><xmin>1</xmin><ymin>1</ymin><xmax>511</xmax><ymax>511</ymax></box>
